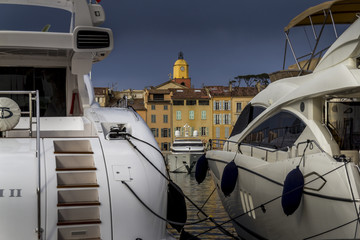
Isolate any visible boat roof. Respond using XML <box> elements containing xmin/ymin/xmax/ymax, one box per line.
<box><xmin>0</xmin><ymin>0</ymin><xmax>73</xmax><ymax>12</ymax></box>
<box><xmin>284</xmin><ymin>0</ymin><xmax>360</xmax><ymax>32</ymax></box>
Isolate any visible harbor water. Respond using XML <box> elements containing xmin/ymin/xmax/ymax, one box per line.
<box><xmin>167</xmin><ymin>172</ymin><xmax>237</xmax><ymax>239</ymax></box>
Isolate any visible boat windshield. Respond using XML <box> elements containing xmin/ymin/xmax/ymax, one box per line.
<box><xmin>327</xmin><ymin>101</ymin><xmax>360</xmax><ymax>150</ymax></box>
<box><xmin>0</xmin><ymin>67</ymin><xmax>66</xmax><ymax>117</ymax></box>
<box><xmin>230</xmin><ymin>104</ymin><xmax>266</xmax><ymax>137</ymax></box>
<box><xmin>0</xmin><ymin>4</ymin><xmax>71</xmax><ymax>33</ymax></box>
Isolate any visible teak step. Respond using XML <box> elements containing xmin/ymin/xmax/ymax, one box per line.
<box><xmin>54</xmin><ymin>151</ymin><xmax>94</xmax><ymax>154</ymax></box>
<box><xmin>54</xmin><ymin>140</ymin><xmax>93</xmax><ymax>154</ymax></box>
<box><xmin>56</xmin><ymin>155</ymin><xmax>96</xmax><ymax>170</ymax></box>
<box><xmin>57</xmin><ymin>201</ymin><xmax>101</xmax><ymax>207</ymax></box>
<box><xmin>57</xmin><ymin>184</ymin><xmax>99</xmax><ymax>188</ymax></box>
<box><xmin>58</xmin><ymin>221</ymin><xmax>101</xmax><ymax>240</ymax></box>
<box><xmin>57</xmin><ymin>219</ymin><xmax>101</xmax><ymax>226</ymax></box>
<box><xmin>56</xmin><ymin>167</ymin><xmax>97</xmax><ymax>171</ymax></box>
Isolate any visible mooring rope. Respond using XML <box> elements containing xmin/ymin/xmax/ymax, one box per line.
<box><xmin>123</xmin><ymin>133</ymin><xmax>239</xmax><ymax>239</ymax></box>
<box><xmin>121</xmin><ymin>181</ymin><xmax>209</xmax><ymax>226</ymax></box>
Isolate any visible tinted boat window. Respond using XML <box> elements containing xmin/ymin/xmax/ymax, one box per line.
<box><xmin>0</xmin><ymin>67</ymin><xmax>66</xmax><ymax>117</ymax></box>
<box><xmin>242</xmin><ymin>111</ymin><xmax>306</xmax><ymax>150</ymax></box>
<box><xmin>230</xmin><ymin>104</ymin><xmax>265</xmax><ymax>137</ymax></box>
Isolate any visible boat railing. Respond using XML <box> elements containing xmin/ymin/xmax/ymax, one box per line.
<box><xmin>0</xmin><ymin>91</ymin><xmax>42</xmax><ymax>239</ymax></box>
<box><xmin>208</xmin><ymin>138</ymin><xmax>325</xmax><ymax>162</ymax></box>
<box><xmin>0</xmin><ymin>91</ymin><xmax>39</xmax><ymax>136</ymax></box>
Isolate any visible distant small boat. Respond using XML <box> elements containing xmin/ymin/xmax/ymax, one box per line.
<box><xmin>168</xmin><ymin>130</ymin><xmax>205</xmax><ymax>173</ymax></box>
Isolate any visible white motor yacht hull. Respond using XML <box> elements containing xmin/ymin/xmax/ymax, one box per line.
<box><xmin>167</xmin><ymin>153</ymin><xmax>203</xmax><ymax>173</ymax></box>
<box><xmin>207</xmin><ymin>150</ymin><xmax>360</xmax><ymax>240</ymax></box>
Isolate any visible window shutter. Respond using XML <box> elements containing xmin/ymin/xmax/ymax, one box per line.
<box><xmin>229</xmin><ymin>113</ymin><xmax>232</xmax><ymax>125</ymax></box>
<box><xmin>206</xmin><ymin>127</ymin><xmax>209</xmax><ymax>136</ymax></box>
<box><xmin>219</xmin><ymin>101</ymin><xmax>222</xmax><ymax>110</ymax></box>
<box><xmin>228</xmin><ymin>100</ymin><xmax>231</xmax><ymax>110</ymax></box>
<box><xmin>213</xmin><ymin>114</ymin><xmax>216</xmax><ymax>124</ymax></box>
<box><xmin>213</xmin><ymin>101</ymin><xmax>216</xmax><ymax>110</ymax></box>
<box><xmin>169</xmin><ymin>128</ymin><xmax>171</xmax><ymax>137</ymax></box>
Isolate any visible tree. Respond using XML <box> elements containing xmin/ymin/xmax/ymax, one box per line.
<box><xmin>233</xmin><ymin>73</ymin><xmax>270</xmax><ymax>87</ymax></box>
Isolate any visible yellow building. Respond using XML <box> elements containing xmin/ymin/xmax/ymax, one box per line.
<box><xmin>231</xmin><ymin>87</ymin><xmax>259</xmax><ymax>125</ymax></box>
<box><xmin>207</xmin><ymin>86</ymin><xmax>258</xmax><ymax>141</ymax></box>
<box><xmin>94</xmin><ymin>87</ymin><xmax>110</xmax><ymax>107</ymax></box>
<box><xmin>171</xmin><ymin>88</ymin><xmax>212</xmax><ymax>144</ymax></box>
<box><xmin>144</xmin><ymin>80</ymin><xmax>187</xmax><ymax>151</ymax></box>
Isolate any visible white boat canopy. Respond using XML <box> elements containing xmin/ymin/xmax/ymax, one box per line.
<box><xmin>0</xmin><ymin>0</ymin><xmax>73</xmax><ymax>12</ymax></box>
<box><xmin>284</xmin><ymin>0</ymin><xmax>360</xmax><ymax>32</ymax></box>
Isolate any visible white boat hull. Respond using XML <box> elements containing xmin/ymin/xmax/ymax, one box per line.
<box><xmin>167</xmin><ymin>153</ymin><xmax>203</xmax><ymax>173</ymax></box>
<box><xmin>207</xmin><ymin>150</ymin><xmax>360</xmax><ymax>239</ymax></box>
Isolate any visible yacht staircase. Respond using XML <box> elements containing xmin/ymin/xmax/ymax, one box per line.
<box><xmin>54</xmin><ymin>140</ymin><xmax>102</xmax><ymax>240</ymax></box>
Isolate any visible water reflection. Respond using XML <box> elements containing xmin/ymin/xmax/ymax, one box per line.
<box><xmin>167</xmin><ymin>173</ymin><xmax>237</xmax><ymax>239</ymax></box>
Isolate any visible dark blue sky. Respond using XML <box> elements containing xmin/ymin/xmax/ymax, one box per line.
<box><xmin>0</xmin><ymin>1</ymin><xmax>335</xmax><ymax>90</ymax></box>
<box><xmin>93</xmin><ymin>0</ymin><xmax>325</xmax><ymax>90</ymax></box>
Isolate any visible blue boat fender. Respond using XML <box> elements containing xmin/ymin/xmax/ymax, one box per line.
<box><xmin>221</xmin><ymin>160</ymin><xmax>238</xmax><ymax>197</ymax></box>
<box><xmin>167</xmin><ymin>181</ymin><xmax>187</xmax><ymax>233</ymax></box>
<box><xmin>281</xmin><ymin>166</ymin><xmax>304</xmax><ymax>216</ymax></box>
<box><xmin>195</xmin><ymin>154</ymin><xmax>208</xmax><ymax>184</ymax></box>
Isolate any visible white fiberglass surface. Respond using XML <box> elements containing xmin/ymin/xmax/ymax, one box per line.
<box><xmin>0</xmin><ymin>4</ymin><xmax>71</xmax><ymax>32</ymax></box>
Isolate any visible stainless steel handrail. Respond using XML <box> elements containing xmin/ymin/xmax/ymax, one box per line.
<box><xmin>208</xmin><ymin>138</ymin><xmax>324</xmax><ymax>162</ymax></box>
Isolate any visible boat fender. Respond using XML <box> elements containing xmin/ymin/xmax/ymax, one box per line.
<box><xmin>0</xmin><ymin>98</ymin><xmax>21</xmax><ymax>131</ymax></box>
<box><xmin>221</xmin><ymin>160</ymin><xmax>238</xmax><ymax>197</ymax></box>
<box><xmin>195</xmin><ymin>154</ymin><xmax>208</xmax><ymax>184</ymax></box>
<box><xmin>167</xmin><ymin>182</ymin><xmax>187</xmax><ymax>233</ymax></box>
<box><xmin>180</xmin><ymin>229</ymin><xmax>200</xmax><ymax>240</ymax></box>
<box><xmin>281</xmin><ymin>166</ymin><xmax>304</xmax><ymax>216</ymax></box>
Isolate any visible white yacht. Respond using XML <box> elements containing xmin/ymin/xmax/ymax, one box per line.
<box><xmin>168</xmin><ymin>130</ymin><xmax>205</xmax><ymax>173</ymax></box>
<box><xmin>199</xmin><ymin>0</ymin><xmax>360</xmax><ymax>239</ymax></box>
<box><xmin>0</xmin><ymin>1</ymin><xmax>175</xmax><ymax>239</ymax></box>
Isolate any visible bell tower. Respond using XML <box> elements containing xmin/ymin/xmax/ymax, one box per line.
<box><xmin>172</xmin><ymin>52</ymin><xmax>191</xmax><ymax>88</ymax></box>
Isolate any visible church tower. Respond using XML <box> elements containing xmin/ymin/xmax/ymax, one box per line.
<box><xmin>172</xmin><ymin>52</ymin><xmax>191</xmax><ymax>88</ymax></box>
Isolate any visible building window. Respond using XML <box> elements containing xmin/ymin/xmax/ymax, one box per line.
<box><xmin>201</xmin><ymin>127</ymin><xmax>208</xmax><ymax>136</ymax></box>
<box><xmin>214</xmin><ymin>114</ymin><xmax>221</xmax><ymax>125</ymax></box>
<box><xmin>225</xmin><ymin>127</ymin><xmax>230</xmax><ymax>138</ymax></box>
<box><xmin>151</xmin><ymin>115</ymin><xmax>156</xmax><ymax>123</ymax></box>
<box><xmin>201</xmin><ymin>110</ymin><xmax>206</xmax><ymax>120</ymax></box>
<box><xmin>161</xmin><ymin>128</ymin><xmax>171</xmax><ymax>137</ymax></box>
<box><xmin>223</xmin><ymin>114</ymin><xmax>231</xmax><ymax>125</ymax></box>
<box><xmin>189</xmin><ymin>111</ymin><xmax>194</xmax><ymax>120</ymax></box>
<box><xmin>216</xmin><ymin>127</ymin><xmax>220</xmax><ymax>138</ymax></box>
<box><xmin>161</xmin><ymin>142</ymin><xmax>170</xmax><ymax>151</ymax></box>
<box><xmin>199</xmin><ymin>100</ymin><xmax>209</xmax><ymax>105</ymax></box>
<box><xmin>186</xmin><ymin>100</ymin><xmax>196</xmax><ymax>105</ymax></box>
<box><xmin>163</xmin><ymin>115</ymin><xmax>168</xmax><ymax>123</ymax></box>
<box><xmin>236</xmin><ymin>102</ymin><xmax>242</xmax><ymax>113</ymax></box>
<box><xmin>153</xmin><ymin>94</ymin><xmax>164</xmax><ymax>101</ymax></box>
<box><xmin>224</xmin><ymin>100</ymin><xmax>231</xmax><ymax>110</ymax></box>
<box><xmin>173</xmin><ymin>100</ymin><xmax>184</xmax><ymax>105</ymax></box>
<box><xmin>161</xmin><ymin>128</ymin><xmax>171</xmax><ymax>138</ymax></box>
<box><xmin>151</xmin><ymin>105</ymin><xmax>155</xmax><ymax>110</ymax></box>
<box><xmin>214</xmin><ymin>101</ymin><xmax>221</xmax><ymax>110</ymax></box>
<box><xmin>176</xmin><ymin>111</ymin><xmax>181</xmax><ymax>120</ymax></box>
<box><xmin>151</xmin><ymin>128</ymin><xmax>159</xmax><ymax>137</ymax></box>
<box><xmin>164</xmin><ymin>105</ymin><xmax>168</xmax><ymax>110</ymax></box>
